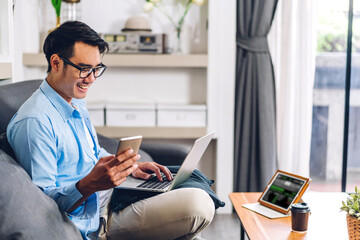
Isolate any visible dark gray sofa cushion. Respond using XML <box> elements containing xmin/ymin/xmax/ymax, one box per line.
<box><xmin>0</xmin><ymin>79</ymin><xmax>42</xmax><ymax>134</ymax></box>
<box><xmin>0</xmin><ymin>148</ymin><xmax>82</xmax><ymax>239</ymax></box>
<box><xmin>0</xmin><ymin>133</ymin><xmax>15</xmax><ymax>160</ymax></box>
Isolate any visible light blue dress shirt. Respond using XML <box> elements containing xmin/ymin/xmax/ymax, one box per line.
<box><xmin>7</xmin><ymin>80</ymin><xmax>110</xmax><ymax>239</ymax></box>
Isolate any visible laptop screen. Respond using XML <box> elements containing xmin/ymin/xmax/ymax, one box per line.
<box><xmin>260</xmin><ymin>172</ymin><xmax>306</xmax><ymax>211</ymax></box>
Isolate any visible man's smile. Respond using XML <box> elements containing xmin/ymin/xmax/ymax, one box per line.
<box><xmin>76</xmin><ymin>83</ymin><xmax>90</xmax><ymax>90</ymax></box>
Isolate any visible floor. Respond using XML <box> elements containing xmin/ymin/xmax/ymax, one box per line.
<box><xmin>202</xmin><ymin>213</ymin><xmax>240</xmax><ymax>240</ymax></box>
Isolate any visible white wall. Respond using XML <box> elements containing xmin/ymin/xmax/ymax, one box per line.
<box><xmin>207</xmin><ymin>0</ymin><xmax>236</xmax><ymax>213</ymax></box>
<box><xmin>12</xmin><ymin>0</ymin><xmax>236</xmax><ymax>213</ymax></box>
<box><xmin>0</xmin><ymin>0</ymin><xmax>13</xmax><ymax>83</ymax></box>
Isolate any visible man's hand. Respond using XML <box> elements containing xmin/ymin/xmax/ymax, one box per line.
<box><xmin>132</xmin><ymin>162</ymin><xmax>173</xmax><ymax>182</ymax></box>
<box><xmin>76</xmin><ymin>149</ymin><xmax>140</xmax><ymax>197</ymax></box>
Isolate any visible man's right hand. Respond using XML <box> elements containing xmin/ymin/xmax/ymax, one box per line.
<box><xmin>76</xmin><ymin>149</ymin><xmax>140</xmax><ymax>198</ymax></box>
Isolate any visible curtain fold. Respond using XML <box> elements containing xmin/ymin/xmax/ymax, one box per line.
<box><xmin>234</xmin><ymin>0</ymin><xmax>278</xmax><ymax>192</ymax></box>
<box><xmin>268</xmin><ymin>0</ymin><xmax>316</xmax><ymax>177</ymax></box>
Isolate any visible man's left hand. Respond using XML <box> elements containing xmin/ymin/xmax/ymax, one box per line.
<box><xmin>132</xmin><ymin>162</ymin><xmax>173</xmax><ymax>181</ymax></box>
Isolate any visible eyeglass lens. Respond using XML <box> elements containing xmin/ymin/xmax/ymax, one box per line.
<box><xmin>80</xmin><ymin>67</ymin><xmax>106</xmax><ymax>78</ymax></box>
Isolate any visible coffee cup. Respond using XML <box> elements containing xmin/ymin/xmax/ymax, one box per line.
<box><xmin>291</xmin><ymin>202</ymin><xmax>310</xmax><ymax>232</ymax></box>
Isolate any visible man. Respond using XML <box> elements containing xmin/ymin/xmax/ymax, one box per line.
<box><xmin>7</xmin><ymin>21</ymin><xmax>214</xmax><ymax>240</ymax></box>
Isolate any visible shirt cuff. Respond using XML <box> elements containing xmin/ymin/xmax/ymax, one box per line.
<box><xmin>57</xmin><ymin>182</ymin><xmax>83</xmax><ymax>211</ymax></box>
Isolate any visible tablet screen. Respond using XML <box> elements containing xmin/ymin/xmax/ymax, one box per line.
<box><xmin>260</xmin><ymin>172</ymin><xmax>306</xmax><ymax>211</ymax></box>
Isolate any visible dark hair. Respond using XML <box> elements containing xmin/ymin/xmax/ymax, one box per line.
<box><xmin>43</xmin><ymin>21</ymin><xmax>109</xmax><ymax>73</ymax></box>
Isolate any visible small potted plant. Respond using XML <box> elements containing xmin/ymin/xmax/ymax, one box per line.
<box><xmin>340</xmin><ymin>186</ymin><xmax>360</xmax><ymax>239</ymax></box>
<box><xmin>51</xmin><ymin>0</ymin><xmax>62</xmax><ymax>28</ymax></box>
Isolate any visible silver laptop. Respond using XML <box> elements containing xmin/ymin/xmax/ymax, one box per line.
<box><xmin>116</xmin><ymin>132</ymin><xmax>215</xmax><ymax>192</ymax></box>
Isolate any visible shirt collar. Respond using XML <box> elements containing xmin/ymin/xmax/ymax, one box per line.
<box><xmin>40</xmin><ymin>79</ymin><xmax>77</xmax><ymax>122</ymax></box>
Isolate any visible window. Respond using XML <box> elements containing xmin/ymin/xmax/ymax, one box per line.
<box><xmin>310</xmin><ymin>0</ymin><xmax>359</xmax><ymax>192</ymax></box>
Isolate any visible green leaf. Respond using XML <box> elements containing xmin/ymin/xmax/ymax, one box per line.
<box><xmin>340</xmin><ymin>206</ymin><xmax>348</xmax><ymax>212</ymax></box>
<box><xmin>354</xmin><ymin>201</ymin><xmax>360</xmax><ymax>212</ymax></box>
<box><xmin>51</xmin><ymin>0</ymin><xmax>62</xmax><ymax>17</ymax></box>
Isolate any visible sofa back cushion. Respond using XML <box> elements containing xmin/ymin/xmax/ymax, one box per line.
<box><xmin>0</xmin><ymin>79</ymin><xmax>42</xmax><ymax>134</ymax></box>
<box><xmin>0</xmin><ymin>136</ymin><xmax>82</xmax><ymax>239</ymax></box>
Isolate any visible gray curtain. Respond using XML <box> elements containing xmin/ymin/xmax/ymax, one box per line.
<box><xmin>234</xmin><ymin>0</ymin><xmax>278</xmax><ymax>192</ymax></box>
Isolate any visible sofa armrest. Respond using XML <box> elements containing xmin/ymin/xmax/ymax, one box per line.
<box><xmin>0</xmin><ymin>133</ymin><xmax>15</xmax><ymax>160</ymax></box>
<box><xmin>0</xmin><ymin>148</ymin><xmax>82</xmax><ymax>239</ymax></box>
<box><xmin>140</xmin><ymin>143</ymin><xmax>189</xmax><ymax>166</ymax></box>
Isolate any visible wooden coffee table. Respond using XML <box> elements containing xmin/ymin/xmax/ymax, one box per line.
<box><xmin>229</xmin><ymin>192</ymin><xmax>349</xmax><ymax>240</ymax></box>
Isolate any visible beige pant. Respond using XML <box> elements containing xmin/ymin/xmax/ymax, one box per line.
<box><xmin>99</xmin><ymin>188</ymin><xmax>215</xmax><ymax>240</ymax></box>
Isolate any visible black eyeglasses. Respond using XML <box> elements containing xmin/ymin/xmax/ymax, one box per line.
<box><xmin>60</xmin><ymin>56</ymin><xmax>107</xmax><ymax>79</ymax></box>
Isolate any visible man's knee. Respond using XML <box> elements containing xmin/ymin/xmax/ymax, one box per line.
<box><xmin>105</xmin><ymin>188</ymin><xmax>215</xmax><ymax>240</ymax></box>
<box><xmin>179</xmin><ymin>188</ymin><xmax>215</xmax><ymax>224</ymax></box>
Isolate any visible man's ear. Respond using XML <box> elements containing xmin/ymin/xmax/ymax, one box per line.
<box><xmin>50</xmin><ymin>54</ymin><xmax>61</xmax><ymax>72</ymax></box>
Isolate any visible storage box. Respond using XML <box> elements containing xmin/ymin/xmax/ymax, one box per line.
<box><xmin>106</xmin><ymin>104</ymin><xmax>156</xmax><ymax>127</ymax></box>
<box><xmin>157</xmin><ymin>104</ymin><xmax>207</xmax><ymax>127</ymax></box>
<box><xmin>87</xmin><ymin>103</ymin><xmax>105</xmax><ymax>127</ymax></box>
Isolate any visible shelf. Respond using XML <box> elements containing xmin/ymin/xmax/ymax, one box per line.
<box><xmin>95</xmin><ymin>126</ymin><xmax>207</xmax><ymax>139</ymax></box>
<box><xmin>0</xmin><ymin>62</ymin><xmax>12</xmax><ymax>79</ymax></box>
<box><xmin>23</xmin><ymin>53</ymin><xmax>208</xmax><ymax>68</ymax></box>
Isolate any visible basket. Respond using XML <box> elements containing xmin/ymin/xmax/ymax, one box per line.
<box><xmin>347</xmin><ymin>214</ymin><xmax>360</xmax><ymax>240</ymax></box>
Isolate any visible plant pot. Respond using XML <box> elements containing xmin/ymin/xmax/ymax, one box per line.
<box><xmin>347</xmin><ymin>214</ymin><xmax>360</xmax><ymax>240</ymax></box>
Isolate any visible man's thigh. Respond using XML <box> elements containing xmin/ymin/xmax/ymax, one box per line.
<box><xmin>106</xmin><ymin>188</ymin><xmax>214</xmax><ymax>240</ymax></box>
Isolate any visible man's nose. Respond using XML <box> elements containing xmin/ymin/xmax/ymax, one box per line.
<box><xmin>86</xmin><ymin>71</ymin><xmax>96</xmax><ymax>82</ymax></box>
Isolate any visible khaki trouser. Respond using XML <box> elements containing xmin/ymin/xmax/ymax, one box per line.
<box><xmin>99</xmin><ymin>188</ymin><xmax>214</xmax><ymax>240</ymax></box>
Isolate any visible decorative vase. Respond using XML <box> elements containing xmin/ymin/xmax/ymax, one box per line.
<box><xmin>56</xmin><ymin>16</ymin><xmax>60</xmax><ymax>28</ymax></box>
<box><xmin>173</xmin><ymin>27</ymin><xmax>182</xmax><ymax>54</ymax></box>
<box><xmin>62</xmin><ymin>0</ymin><xmax>81</xmax><ymax>22</ymax></box>
<box><xmin>346</xmin><ymin>214</ymin><xmax>360</xmax><ymax>239</ymax></box>
<box><xmin>171</xmin><ymin>25</ymin><xmax>192</xmax><ymax>54</ymax></box>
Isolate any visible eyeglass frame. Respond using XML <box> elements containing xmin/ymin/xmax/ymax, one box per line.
<box><xmin>59</xmin><ymin>56</ymin><xmax>107</xmax><ymax>79</ymax></box>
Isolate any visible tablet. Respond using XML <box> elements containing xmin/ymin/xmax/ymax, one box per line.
<box><xmin>258</xmin><ymin>170</ymin><xmax>311</xmax><ymax>214</ymax></box>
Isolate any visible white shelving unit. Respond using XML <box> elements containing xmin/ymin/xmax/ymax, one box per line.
<box><xmin>23</xmin><ymin>53</ymin><xmax>208</xmax><ymax>68</ymax></box>
<box><xmin>23</xmin><ymin>53</ymin><xmax>208</xmax><ymax>139</ymax></box>
<box><xmin>0</xmin><ymin>63</ymin><xmax>12</xmax><ymax>79</ymax></box>
<box><xmin>95</xmin><ymin>126</ymin><xmax>207</xmax><ymax>139</ymax></box>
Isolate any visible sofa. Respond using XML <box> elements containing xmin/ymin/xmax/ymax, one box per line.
<box><xmin>0</xmin><ymin>79</ymin><xmax>189</xmax><ymax>239</ymax></box>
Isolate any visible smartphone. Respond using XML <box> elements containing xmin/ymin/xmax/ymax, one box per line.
<box><xmin>116</xmin><ymin>135</ymin><xmax>143</xmax><ymax>156</ymax></box>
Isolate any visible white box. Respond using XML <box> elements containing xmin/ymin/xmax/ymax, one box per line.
<box><xmin>157</xmin><ymin>104</ymin><xmax>207</xmax><ymax>127</ymax></box>
<box><xmin>106</xmin><ymin>104</ymin><xmax>156</xmax><ymax>127</ymax></box>
<box><xmin>87</xmin><ymin>103</ymin><xmax>105</xmax><ymax>127</ymax></box>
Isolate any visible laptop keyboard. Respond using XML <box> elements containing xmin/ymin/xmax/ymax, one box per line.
<box><xmin>137</xmin><ymin>173</ymin><xmax>175</xmax><ymax>190</ymax></box>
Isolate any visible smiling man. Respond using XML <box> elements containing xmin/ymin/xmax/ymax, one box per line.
<box><xmin>6</xmin><ymin>21</ymin><xmax>214</xmax><ymax>240</ymax></box>
<box><xmin>50</xmin><ymin>42</ymin><xmax>105</xmax><ymax>102</ymax></box>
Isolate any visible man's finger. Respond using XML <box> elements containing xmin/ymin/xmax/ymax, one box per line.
<box><xmin>132</xmin><ymin>169</ymin><xmax>152</xmax><ymax>180</ymax></box>
<box><xmin>97</xmin><ymin>155</ymin><xmax>115</xmax><ymax>164</ymax></box>
<box><xmin>114</xmin><ymin>154</ymin><xmax>140</xmax><ymax>172</ymax></box>
<box><xmin>114</xmin><ymin>163</ymin><xmax>139</xmax><ymax>186</ymax></box>
<box><xmin>159</xmin><ymin>165</ymin><xmax>173</xmax><ymax>181</ymax></box>
<box><xmin>105</xmin><ymin>149</ymin><xmax>135</xmax><ymax>168</ymax></box>
<box><xmin>151</xmin><ymin>166</ymin><xmax>163</xmax><ymax>181</ymax></box>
